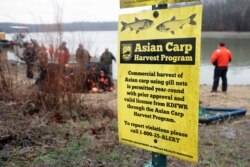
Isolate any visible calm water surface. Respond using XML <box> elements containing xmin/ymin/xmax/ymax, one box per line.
<box><xmin>6</xmin><ymin>31</ymin><xmax>250</xmax><ymax>85</ymax></box>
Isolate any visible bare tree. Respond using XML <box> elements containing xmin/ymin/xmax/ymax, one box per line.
<box><xmin>202</xmin><ymin>0</ymin><xmax>250</xmax><ymax>31</ymax></box>
<box><xmin>52</xmin><ymin>0</ymin><xmax>64</xmax><ymax>46</ymax></box>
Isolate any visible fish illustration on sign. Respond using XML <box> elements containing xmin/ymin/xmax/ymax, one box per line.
<box><xmin>156</xmin><ymin>14</ymin><xmax>196</xmax><ymax>34</ymax></box>
<box><xmin>121</xmin><ymin>17</ymin><xmax>154</xmax><ymax>34</ymax></box>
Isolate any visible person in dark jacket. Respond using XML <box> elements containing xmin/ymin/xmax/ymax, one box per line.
<box><xmin>35</xmin><ymin>44</ymin><xmax>48</xmax><ymax>85</ymax></box>
<box><xmin>23</xmin><ymin>42</ymin><xmax>36</xmax><ymax>78</ymax></box>
<box><xmin>100</xmin><ymin>48</ymin><xmax>116</xmax><ymax>77</ymax></box>
<box><xmin>210</xmin><ymin>42</ymin><xmax>233</xmax><ymax>92</ymax></box>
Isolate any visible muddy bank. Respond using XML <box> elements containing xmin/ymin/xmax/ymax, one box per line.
<box><xmin>199</xmin><ymin>85</ymin><xmax>250</xmax><ymax>116</ymax></box>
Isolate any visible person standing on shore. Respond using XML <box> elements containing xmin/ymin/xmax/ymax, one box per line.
<box><xmin>75</xmin><ymin>44</ymin><xmax>91</xmax><ymax>70</ymax></box>
<box><xmin>49</xmin><ymin>44</ymin><xmax>54</xmax><ymax>59</ymax></box>
<box><xmin>23</xmin><ymin>42</ymin><xmax>36</xmax><ymax>79</ymax></box>
<box><xmin>100</xmin><ymin>48</ymin><xmax>116</xmax><ymax>77</ymax></box>
<box><xmin>210</xmin><ymin>42</ymin><xmax>233</xmax><ymax>93</ymax></box>
<box><xmin>35</xmin><ymin>44</ymin><xmax>49</xmax><ymax>85</ymax></box>
<box><xmin>55</xmin><ymin>42</ymin><xmax>70</xmax><ymax>65</ymax></box>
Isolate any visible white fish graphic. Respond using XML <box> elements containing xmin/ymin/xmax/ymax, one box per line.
<box><xmin>156</xmin><ymin>14</ymin><xmax>196</xmax><ymax>34</ymax></box>
<box><xmin>121</xmin><ymin>17</ymin><xmax>154</xmax><ymax>34</ymax></box>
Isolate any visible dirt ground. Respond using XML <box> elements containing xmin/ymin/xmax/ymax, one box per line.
<box><xmin>200</xmin><ymin>85</ymin><xmax>250</xmax><ymax>116</ymax></box>
<box><xmin>0</xmin><ymin>83</ymin><xmax>249</xmax><ymax>167</ymax></box>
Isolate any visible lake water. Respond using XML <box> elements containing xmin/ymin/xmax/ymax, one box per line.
<box><xmin>6</xmin><ymin>31</ymin><xmax>250</xmax><ymax>85</ymax></box>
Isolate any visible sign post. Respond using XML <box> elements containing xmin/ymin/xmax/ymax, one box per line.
<box><xmin>152</xmin><ymin>152</ymin><xmax>167</xmax><ymax>167</ymax></box>
<box><xmin>150</xmin><ymin>4</ymin><xmax>169</xmax><ymax>167</ymax></box>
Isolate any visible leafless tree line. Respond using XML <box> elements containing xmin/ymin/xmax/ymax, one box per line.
<box><xmin>202</xmin><ymin>0</ymin><xmax>250</xmax><ymax>31</ymax></box>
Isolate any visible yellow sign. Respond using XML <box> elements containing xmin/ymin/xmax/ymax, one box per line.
<box><xmin>120</xmin><ymin>0</ymin><xmax>199</xmax><ymax>8</ymax></box>
<box><xmin>118</xmin><ymin>5</ymin><xmax>202</xmax><ymax>163</ymax></box>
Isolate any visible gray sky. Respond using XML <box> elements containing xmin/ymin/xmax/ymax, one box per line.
<box><xmin>0</xmin><ymin>0</ymin><xmax>146</xmax><ymax>24</ymax></box>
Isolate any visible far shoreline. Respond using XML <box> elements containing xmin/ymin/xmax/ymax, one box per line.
<box><xmin>202</xmin><ymin>31</ymin><xmax>250</xmax><ymax>39</ymax></box>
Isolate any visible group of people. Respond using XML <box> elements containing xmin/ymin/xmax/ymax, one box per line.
<box><xmin>22</xmin><ymin>40</ymin><xmax>116</xmax><ymax>93</ymax></box>
<box><xmin>22</xmin><ymin>39</ymin><xmax>46</xmax><ymax>79</ymax></box>
<box><xmin>85</xmin><ymin>67</ymin><xmax>115</xmax><ymax>93</ymax></box>
<box><xmin>74</xmin><ymin>44</ymin><xmax>116</xmax><ymax>93</ymax></box>
<box><xmin>7</xmin><ymin>36</ymin><xmax>235</xmax><ymax>94</ymax></box>
<box><xmin>76</xmin><ymin>45</ymin><xmax>116</xmax><ymax>93</ymax></box>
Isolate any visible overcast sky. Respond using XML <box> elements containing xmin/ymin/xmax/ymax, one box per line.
<box><xmin>0</xmin><ymin>0</ymin><xmax>147</xmax><ymax>24</ymax></box>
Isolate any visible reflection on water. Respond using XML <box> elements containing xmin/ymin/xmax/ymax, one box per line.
<box><xmin>6</xmin><ymin>31</ymin><xmax>250</xmax><ymax>85</ymax></box>
<box><xmin>200</xmin><ymin>65</ymin><xmax>250</xmax><ymax>85</ymax></box>
<box><xmin>201</xmin><ymin>32</ymin><xmax>250</xmax><ymax>67</ymax></box>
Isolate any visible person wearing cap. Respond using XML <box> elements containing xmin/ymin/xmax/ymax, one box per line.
<box><xmin>55</xmin><ymin>42</ymin><xmax>70</xmax><ymax>65</ymax></box>
<box><xmin>210</xmin><ymin>42</ymin><xmax>233</xmax><ymax>92</ymax></box>
<box><xmin>100</xmin><ymin>48</ymin><xmax>116</xmax><ymax>77</ymax></box>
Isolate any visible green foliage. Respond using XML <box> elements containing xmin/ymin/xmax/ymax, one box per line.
<box><xmin>33</xmin><ymin>148</ymin><xmax>61</xmax><ymax>166</ymax></box>
<box><xmin>33</xmin><ymin>136</ymin><xmax>91</xmax><ymax>166</ymax></box>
